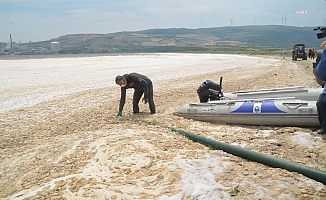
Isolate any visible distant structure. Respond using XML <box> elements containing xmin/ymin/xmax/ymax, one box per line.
<box><xmin>50</xmin><ymin>42</ymin><xmax>60</xmax><ymax>51</ymax></box>
<box><xmin>10</xmin><ymin>34</ymin><xmax>12</xmax><ymax>52</ymax></box>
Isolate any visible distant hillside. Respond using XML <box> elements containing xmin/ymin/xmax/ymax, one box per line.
<box><xmin>28</xmin><ymin>25</ymin><xmax>323</xmax><ymax>54</ymax></box>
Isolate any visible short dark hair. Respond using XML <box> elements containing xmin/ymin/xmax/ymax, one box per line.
<box><xmin>115</xmin><ymin>75</ymin><xmax>125</xmax><ymax>84</ymax></box>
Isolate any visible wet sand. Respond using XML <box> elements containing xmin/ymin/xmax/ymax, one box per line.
<box><xmin>0</xmin><ymin>54</ymin><xmax>325</xmax><ymax>199</ymax></box>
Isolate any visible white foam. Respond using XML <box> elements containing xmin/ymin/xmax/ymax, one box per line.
<box><xmin>0</xmin><ymin>54</ymin><xmax>278</xmax><ymax>113</ymax></box>
<box><xmin>292</xmin><ymin>131</ymin><xmax>322</xmax><ymax>148</ymax></box>
<box><xmin>160</xmin><ymin>154</ymin><xmax>232</xmax><ymax>200</ymax></box>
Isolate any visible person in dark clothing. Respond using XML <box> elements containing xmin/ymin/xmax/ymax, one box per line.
<box><xmin>197</xmin><ymin>80</ymin><xmax>221</xmax><ymax>102</ymax></box>
<box><xmin>314</xmin><ymin>40</ymin><xmax>326</xmax><ymax>134</ymax></box>
<box><xmin>311</xmin><ymin>49</ymin><xmax>315</xmax><ymax>59</ymax></box>
<box><xmin>115</xmin><ymin>73</ymin><xmax>156</xmax><ymax>116</ymax></box>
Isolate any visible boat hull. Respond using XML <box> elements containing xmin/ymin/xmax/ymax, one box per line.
<box><xmin>175</xmin><ymin>100</ymin><xmax>319</xmax><ymax>127</ymax></box>
<box><xmin>222</xmin><ymin>86</ymin><xmax>322</xmax><ymax>101</ymax></box>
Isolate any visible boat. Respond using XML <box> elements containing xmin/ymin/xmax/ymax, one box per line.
<box><xmin>216</xmin><ymin>86</ymin><xmax>322</xmax><ymax>101</ymax></box>
<box><xmin>179</xmin><ymin>77</ymin><xmax>322</xmax><ymax>127</ymax></box>
<box><xmin>206</xmin><ymin>77</ymin><xmax>322</xmax><ymax>101</ymax></box>
<box><xmin>174</xmin><ymin>98</ymin><xmax>319</xmax><ymax>127</ymax></box>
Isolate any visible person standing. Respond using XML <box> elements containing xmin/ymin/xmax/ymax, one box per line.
<box><xmin>281</xmin><ymin>50</ymin><xmax>287</xmax><ymax>59</ymax></box>
<box><xmin>115</xmin><ymin>73</ymin><xmax>156</xmax><ymax>116</ymax></box>
<box><xmin>311</xmin><ymin>47</ymin><xmax>316</xmax><ymax>59</ymax></box>
<box><xmin>313</xmin><ymin>40</ymin><xmax>326</xmax><ymax>133</ymax></box>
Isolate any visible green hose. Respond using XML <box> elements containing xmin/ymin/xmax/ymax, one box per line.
<box><xmin>133</xmin><ymin>119</ymin><xmax>326</xmax><ymax>184</ymax></box>
<box><xmin>168</xmin><ymin>126</ymin><xmax>326</xmax><ymax>185</ymax></box>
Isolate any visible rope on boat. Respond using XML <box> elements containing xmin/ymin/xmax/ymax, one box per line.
<box><xmin>128</xmin><ymin>118</ymin><xmax>326</xmax><ymax>185</ymax></box>
<box><xmin>284</xmin><ymin>102</ymin><xmax>306</xmax><ymax>109</ymax></box>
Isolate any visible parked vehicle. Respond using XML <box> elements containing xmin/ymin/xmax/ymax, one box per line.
<box><xmin>292</xmin><ymin>44</ymin><xmax>307</xmax><ymax>61</ymax></box>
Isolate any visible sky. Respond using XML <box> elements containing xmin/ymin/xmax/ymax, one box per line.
<box><xmin>0</xmin><ymin>0</ymin><xmax>325</xmax><ymax>43</ymax></box>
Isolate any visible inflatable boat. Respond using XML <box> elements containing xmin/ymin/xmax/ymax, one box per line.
<box><xmin>205</xmin><ymin>77</ymin><xmax>321</xmax><ymax>101</ymax></box>
<box><xmin>180</xmin><ymin>77</ymin><xmax>321</xmax><ymax>127</ymax></box>
<box><xmin>221</xmin><ymin>86</ymin><xmax>322</xmax><ymax>101</ymax></box>
<box><xmin>175</xmin><ymin>98</ymin><xmax>319</xmax><ymax>127</ymax></box>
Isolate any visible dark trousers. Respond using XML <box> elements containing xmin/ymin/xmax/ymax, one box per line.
<box><xmin>317</xmin><ymin>93</ymin><xmax>326</xmax><ymax>130</ymax></box>
<box><xmin>133</xmin><ymin>84</ymin><xmax>156</xmax><ymax>114</ymax></box>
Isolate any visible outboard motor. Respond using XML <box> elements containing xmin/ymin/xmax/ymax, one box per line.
<box><xmin>207</xmin><ymin>76</ymin><xmax>224</xmax><ymax>100</ymax></box>
<box><xmin>217</xmin><ymin>76</ymin><xmax>224</xmax><ymax>99</ymax></box>
<box><xmin>197</xmin><ymin>77</ymin><xmax>224</xmax><ymax>102</ymax></box>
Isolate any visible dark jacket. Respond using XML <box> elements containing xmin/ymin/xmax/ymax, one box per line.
<box><xmin>119</xmin><ymin>73</ymin><xmax>152</xmax><ymax>112</ymax></box>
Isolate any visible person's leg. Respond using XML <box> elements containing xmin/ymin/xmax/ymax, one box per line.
<box><xmin>147</xmin><ymin>84</ymin><xmax>156</xmax><ymax>114</ymax></box>
<box><xmin>133</xmin><ymin>90</ymin><xmax>143</xmax><ymax>114</ymax></box>
<box><xmin>316</xmin><ymin>94</ymin><xmax>326</xmax><ymax>131</ymax></box>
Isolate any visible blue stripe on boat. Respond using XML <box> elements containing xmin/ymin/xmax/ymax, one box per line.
<box><xmin>232</xmin><ymin>101</ymin><xmax>254</xmax><ymax>112</ymax></box>
<box><xmin>262</xmin><ymin>101</ymin><xmax>286</xmax><ymax>113</ymax></box>
<box><xmin>232</xmin><ymin>101</ymin><xmax>286</xmax><ymax>113</ymax></box>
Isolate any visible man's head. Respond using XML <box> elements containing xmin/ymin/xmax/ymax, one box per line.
<box><xmin>115</xmin><ymin>75</ymin><xmax>127</xmax><ymax>87</ymax></box>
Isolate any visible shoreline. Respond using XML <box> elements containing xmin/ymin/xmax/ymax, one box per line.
<box><xmin>1</xmin><ymin>54</ymin><xmax>325</xmax><ymax>199</ymax></box>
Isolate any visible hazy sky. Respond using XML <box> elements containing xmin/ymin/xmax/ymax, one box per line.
<box><xmin>1</xmin><ymin>0</ymin><xmax>325</xmax><ymax>43</ymax></box>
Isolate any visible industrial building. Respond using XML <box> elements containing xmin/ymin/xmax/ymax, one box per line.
<box><xmin>50</xmin><ymin>42</ymin><xmax>60</xmax><ymax>51</ymax></box>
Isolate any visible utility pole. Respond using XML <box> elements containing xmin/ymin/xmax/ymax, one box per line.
<box><xmin>282</xmin><ymin>18</ymin><xmax>283</xmax><ymax>25</ymax></box>
<box><xmin>231</xmin><ymin>19</ymin><xmax>233</xmax><ymax>26</ymax></box>
<box><xmin>10</xmin><ymin>34</ymin><xmax>12</xmax><ymax>53</ymax></box>
<box><xmin>201</xmin><ymin>20</ymin><xmax>203</xmax><ymax>28</ymax></box>
<box><xmin>254</xmin><ymin>18</ymin><xmax>255</xmax><ymax>25</ymax></box>
<box><xmin>284</xmin><ymin>18</ymin><xmax>287</xmax><ymax>26</ymax></box>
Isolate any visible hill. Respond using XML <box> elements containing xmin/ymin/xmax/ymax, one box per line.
<box><xmin>29</xmin><ymin>25</ymin><xmax>323</xmax><ymax>54</ymax></box>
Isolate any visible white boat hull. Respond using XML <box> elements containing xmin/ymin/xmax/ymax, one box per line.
<box><xmin>175</xmin><ymin>99</ymin><xmax>319</xmax><ymax>127</ymax></box>
<box><xmin>221</xmin><ymin>86</ymin><xmax>322</xmax><ymax>101</ymax></box>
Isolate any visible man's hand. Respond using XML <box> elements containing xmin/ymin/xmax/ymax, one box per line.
<box><xmin>142</xmin><ymin>98</ymin><xmax>148</xmax><ymax>104</ymax></box>
<box><xmin>116</xmin><ymin>111</ymin><xmax>122</xmax><ymax>117</ymax></box>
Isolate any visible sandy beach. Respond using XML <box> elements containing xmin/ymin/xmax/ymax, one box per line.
<box><xmin>0</xmin><ymin>53</ymin><xmax>325</xmax><ymax>199</ymax></box>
